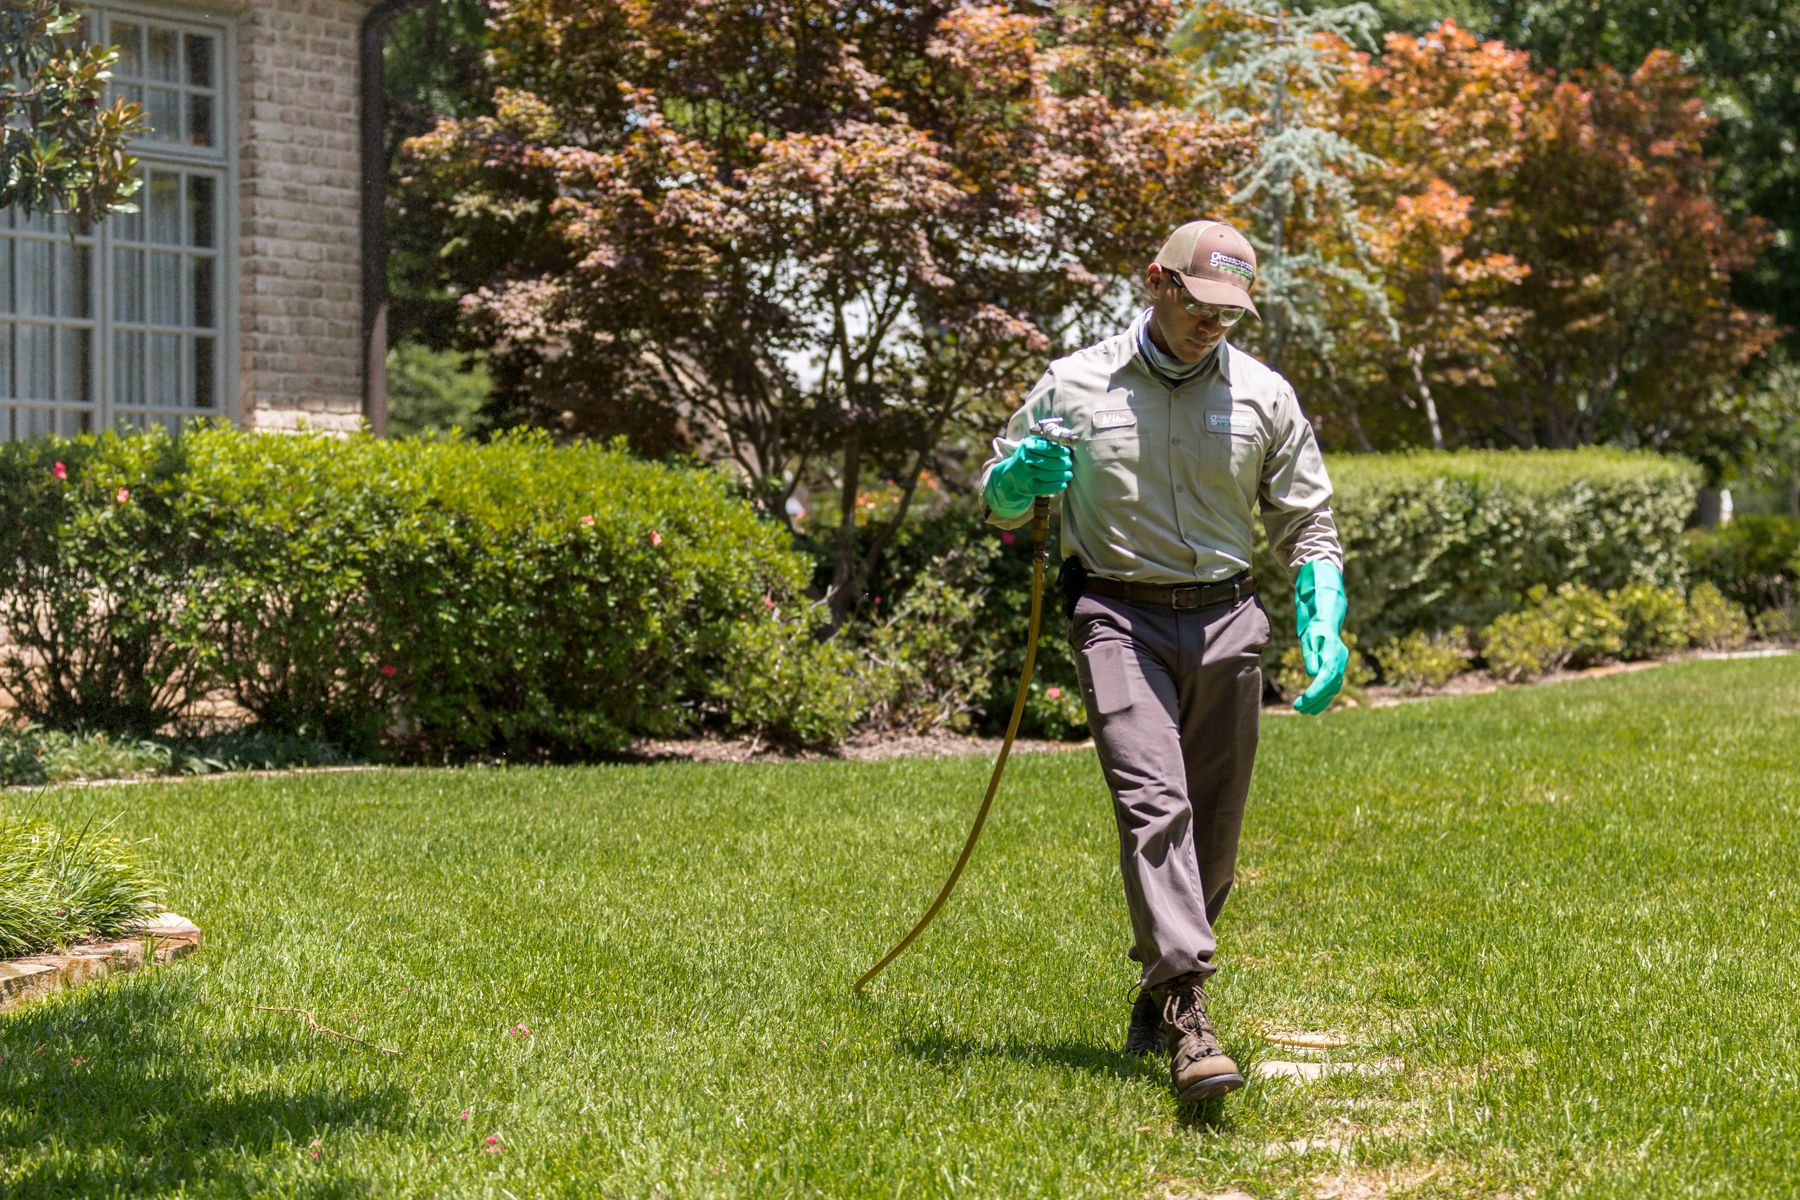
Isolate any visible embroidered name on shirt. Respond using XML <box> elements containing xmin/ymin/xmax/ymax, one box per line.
<box><xmin>1093</xmin><ymin>409</ymin><xmax>1137</xmax><ymax>431</ymax></box>
<box><xmin>1207</xmin><ymin>410</ymin><xmax>1258</xmax><ymax>434</ymax></box>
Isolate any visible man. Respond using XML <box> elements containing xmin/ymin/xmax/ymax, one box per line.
<box><xmin>980</xmin><ymin>219</ymin><xmax>1349</xmax><ymax>1104</ymax></box>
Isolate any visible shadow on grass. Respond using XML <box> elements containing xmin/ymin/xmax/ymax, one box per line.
<box><xmin>894</xmin><ymin>1032</ymin><xmax>1238</xmax><ymax>1128</ymax></box>
<box><xmin>0</xmin><ymin>972</ymin><xmax>405</xmax><ymax>1197</ymax></box>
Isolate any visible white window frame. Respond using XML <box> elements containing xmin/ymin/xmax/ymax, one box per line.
<box><xmin>0</xmin><ymin>2</ymin><xmax>237</xmax><ymax>440</ymax></box>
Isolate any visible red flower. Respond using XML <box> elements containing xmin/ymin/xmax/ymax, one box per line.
<box><xmin>485</xmin><ymin>1134</ymin><xmax>505</xmax><ymax>1153</ymax></box>
<box><xmin>379</xmin><ymin>664</ymin><xmax>397</xmax><ymax>677</ymax></box>
<box><xmin>649</xmin><ymin>530</ymin><xmax>664</xmax><ymax>547</ymax></box>
<box><xmin>1001</xmin><ymin>530</ymin><xmax>1015</xmax><ymax>544</ymax></box>
<box><xmin>52</xmin><ymin>461</ymin><xmax>67</xmax><ymax>481</ymax></box>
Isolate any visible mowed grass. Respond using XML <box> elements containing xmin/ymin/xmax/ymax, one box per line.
<box><xmin>3</xmin><ymin>657</ymin><xmax>1797</xmax><ymax>1199</ymax></box>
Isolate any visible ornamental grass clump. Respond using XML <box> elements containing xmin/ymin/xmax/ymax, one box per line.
<box><xmin>0</xmin><ymin>819</ymin><xmax>162</xmax><ymax>958</ymax></box>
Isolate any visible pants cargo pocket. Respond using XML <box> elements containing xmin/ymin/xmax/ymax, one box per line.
<box><xmin>1079</xmin><ymin>640</ymin><xmax>1136</xmax><ymax>719</ymax></box>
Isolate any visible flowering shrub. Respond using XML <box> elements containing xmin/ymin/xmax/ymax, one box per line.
<box><xmin>0</xmin><ymin>427</ymin><xmax>863</xmax><ymax>754</ymax></box>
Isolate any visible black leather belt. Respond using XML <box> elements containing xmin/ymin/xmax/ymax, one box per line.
<box><xmin>1082</xmin><ymin>572</ymin><xmax>1256</xmax><ymax>610</ymax></box>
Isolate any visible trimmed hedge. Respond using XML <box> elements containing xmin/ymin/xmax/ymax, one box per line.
<box><xmin>847</xmin><ymin>447</ymin><xmax>1703</xmax><ymax>730</ymax></box>
<box><xmin>1253</xmin><ymin>448</ymin><xmax>1701</xmax><ymax>662</ymax></box>
<box><xmin>0</xmin><ymin>426</ymin><xmax>861</xmax><ymax>754</ymax></box>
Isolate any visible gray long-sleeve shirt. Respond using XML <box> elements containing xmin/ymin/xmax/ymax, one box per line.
<box><xmin>981</xmin><ymin>327</ymin><xmax>1342</xmax><ymax>583</ymax></box>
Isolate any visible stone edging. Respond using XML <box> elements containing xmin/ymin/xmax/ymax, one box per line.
<box><xmin>0</xmin><ymin>912</ymin><xmax>200</xmax><ymax>1013</ymax></box>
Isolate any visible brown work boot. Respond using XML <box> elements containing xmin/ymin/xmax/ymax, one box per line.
<box><xmin>1124</xmin><ymin>987</ymin><xmax>1164</xmax><ymax>1057</ymax></box>
<box><xmin>1156</xmin><ymin>972</ymin><xmax>1245</xmax><ymax>1103</ymax></box>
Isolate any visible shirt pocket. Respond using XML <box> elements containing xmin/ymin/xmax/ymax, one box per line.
<box><xmin>1200</xmin><ymin>406</ymin><xmax>1265</xmax><ymax>489</ymax></box>
<box><xmin>1082</xmin><ymin>427</ymin><xmax>1142</xmax><ymax>503</ymax></box>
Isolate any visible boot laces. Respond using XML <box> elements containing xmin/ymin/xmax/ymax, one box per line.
<box><xmin>1161</xmin><ymin>975</ymin><xmax>1218</xmax><ymax>1042</ymax></box>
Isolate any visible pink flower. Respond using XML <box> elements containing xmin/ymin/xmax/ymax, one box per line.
<box><xmin>649</xmin><ymin>530</ymin><xmax>663</xmax><ymax>547</ymax></box>
<box><xmin>485</xmin><ymin>1134</ymin><xmax>505</xmax><ymax>1153</ymax></box>
<box><xmin>509</xmin><ymin>1022</ymin><xmax>531</xmax><ymax>1039</ymax></box>
<box><xmin>115</xmin><ymin>487</ymin><xmax>130</xmax><ymax>503</ymax></box>
<box><xmin>459</xmin><ymin>1109</ymin><xmax>471</xmax><ymax>1121</ymax></box>
<box><xmin>379</xmin><ymin>664</ymin><xmax>397</xmax><ymax>677</ymax></box>
<box><xmin>52</xmin><ymin>461</ymin><xmax>67</xmax><ymax>480</ymax></box>
<box><xmin>762</xmin><ymin>593</ymin><xmax>775</xmax><ymax>611</ymax></box>
<box><xmin>1046</xmin><ymin>687</ymin><xmax>1062</xmax><ymax>700</ymax></box>
<box><xmin>1001</xmin><ymin>530</ymin><xmax>1015</xmax><ymax>544</ymax></box>
<box><xmin>580</xmin><ymin>514</ymin><xmax>595</xmax><ymax>526</ymax></box>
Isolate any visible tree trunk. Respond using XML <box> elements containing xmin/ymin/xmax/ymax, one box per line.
<box><xmin>1406</xmin><ymin>344</ymin><xmax>1444</xmax><ymax>451</ymax></box>
<box><xmin>825</xmin><ymin>424</ymin><xmax>862</xmax><ymax>633</ymax></box>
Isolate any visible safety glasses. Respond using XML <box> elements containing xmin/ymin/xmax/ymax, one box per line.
<box><xmin>1161</xmin><ymin>268</ymin><xmax>1248</xmax><ymax>326</ymax></box>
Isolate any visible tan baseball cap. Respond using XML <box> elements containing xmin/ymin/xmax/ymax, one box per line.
<box><xmin>1153</xmin><ymin>219</ymin><xmax>1259</xmax><ymax>317</ymax></box>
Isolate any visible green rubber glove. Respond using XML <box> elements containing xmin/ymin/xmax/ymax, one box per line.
<box><xmin>983</xmin><ymin>435</ymin><xmax>1074</xmax><ymax>517</ymax></box>
<box><xmin>1293</xmin><ymin>559</ymin><xmax>1349</xmax><ymax>716</ymax></box>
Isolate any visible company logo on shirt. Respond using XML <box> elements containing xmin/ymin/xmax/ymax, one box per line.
<box><xmin>1207</xmin><ymin>409</ymin><xmax>1258</xmax><ymax>434</ymax></box>
<box><xmin>1093</xmin><ymin>409</ymin><xmax>1137</xmax><ymax>431</ymax></box>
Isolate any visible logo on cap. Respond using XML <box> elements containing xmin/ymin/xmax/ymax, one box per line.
<box><xmin>1209</xmin><ymin>251</ymin><xmax>1255</xmax><ymax>283</ymax></box>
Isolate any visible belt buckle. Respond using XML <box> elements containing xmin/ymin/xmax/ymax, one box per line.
<box><xmin>1170</xmin><ymin>585</ymin><xmax>1204</xmax><ymax>610</ymax></box>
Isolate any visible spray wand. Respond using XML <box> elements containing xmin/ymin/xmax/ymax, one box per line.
<box><xmin>853</xmin><ymin>418</ymin><xmax>1081</xmax><ymax>994</ymax></box>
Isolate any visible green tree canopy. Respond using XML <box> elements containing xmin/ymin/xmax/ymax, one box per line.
<box><xmin>400</xmin><ymin>0</ymin><xmax>1250</xmax><ymax>626</ymax></box>
<box><xmin>1</xmin><ymin>0</ymin><xmax>144</xmax><ymax>226</ymax></box>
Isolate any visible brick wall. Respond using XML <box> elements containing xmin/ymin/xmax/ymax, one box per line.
<box><xmin>237</xmin><ymin>0</ymin><xmax>371</xmax><ymax>434</ymax></box>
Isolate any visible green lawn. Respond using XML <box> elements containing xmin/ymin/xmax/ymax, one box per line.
<box><xmin>3</xmin><ymin>657</ymin><xmax>1798</xmax><ymax>1199</ymax></box>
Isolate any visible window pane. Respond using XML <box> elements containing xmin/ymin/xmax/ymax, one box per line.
<box><xmin>55</xmin><ymin>328</ymin><xmax>91</xmax><ymax>404</ymax></box>
<box><xmin>115</xmin><ymin>332</ymin><xmax>145</xmax><ymax>406</ymax></box>
<box><xmin>0</xmin><ymin>327</ymin><xmax>11</xmax><ymax>398</ymax></box>
<box><xmin>0</xmin><ymin>239</ymin><xmax>11</xmax><ymax>310</ymax></box>
<box><xmin>187</xmin><ymin>176</ymin><xmax>215</xmax><ymax>248</ymax></box>
<box><xmin>53</xmin><ymin>243</ymin><xmax>91</xmax><ymax>318</ymax></box>
<box><xmin>194</xmin><ymin>336</ymin><xmax>215</xmax><ymax>408</ymax></box>
<box><xmin>149</xmin><ymin>252</ymin><xmax>182</xmax><ymax>325</ymax></box>
<box><xmin>114</xmin><ymin>249</ymin><xmax>145</xmax><ymax>322</ymax></box>
<box><xmin>148</xmin><ymin>27</ymin><xmax>179</xmax><ymax>83</ymax></box>
<box><xmin>148</xmin><ymin>172</ymin><xmax>181</xmax><ymax>244</ymax></box>
<box><xmin>20</xmin><ymin>326</ymin><xmax>52</xmax><ymax>400</ymax></box>
<box><xmin>187</xmin><ymin>94</ymin><xmax>214</xmax><ymax>148</ymax></box>
<box><xmin>146</xmin><ymin>88</ymin><xmax>180</xmax><ymax>142</ymax></box>
<box><xmin>115</xmin><ymin>178</ymin><xmax>146</xmax><ymax>243</ymax></box>
<box><xmin>191</xmin><ymin>257</ymin><xmax>215</xmax><ymax>328</ymax></box>
<box><xmin>186</xmin><ymin>33</ymin><xmax>214</xmax><ymax>89</ymax></box>
<box><xmin>112</xmin><ymin>22</ymin><xmax>143</xmax><ymax>77</ymax></box>
<box><xmin>19</xmin><ymin>242</ymin><xmax>52</xmax><ymax>316</ymax></box>
<box><xmin>148</xmin><ymin>334</ymin><xmax>181</xmax><ymax>404</ymax></box>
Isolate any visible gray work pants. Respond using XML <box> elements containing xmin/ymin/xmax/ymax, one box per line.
<box><xmin>1069</xmin><ymin>590</ymin><xmax>1270</xmax><ymax>991</ymax></box>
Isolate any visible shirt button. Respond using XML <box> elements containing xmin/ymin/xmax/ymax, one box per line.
<box><xmin>1176</xmin><ymin>485</ymin><xmax>1186</xmax><ymax>493</ymax></box>
<box><xmin>1172</xmin><ymin>437</ymin><xmax>1182</xmax><ymax>446</ymax></box>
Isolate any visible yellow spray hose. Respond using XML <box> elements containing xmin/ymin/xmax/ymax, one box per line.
<box><xmin>853</xmin><ymin>494</ymin><xmax>1055</xmax><ymax>994</ymax></box>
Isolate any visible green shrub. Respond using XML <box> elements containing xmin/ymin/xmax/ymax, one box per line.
<box><xmin>1372</xmin><ymin>627</ymin><xmax>1471</xmax><ymax>693</ymax></box>
<box><xmin>1254</xmin><ymin>448</ymin><xmax>1700</xmax><ymax>664</ymax></box>
<box><xmin>1684</xmin><ymin>514</ymin><xmax>1800</xmax><ymax>616</ymax></box>
<box><xmin>0</xmin><ymin>819</ymin><xmax>163</xmax><ymax>957</ymax></box>
<box><xmin>0</xmin><ymin>427</ymin><xmax>214</xmax><ymax>735</ymax></box>
<box><xmin>1611</xmin><ymin>582</ymin><xmax>1691</xmax><ymax>658</ymax></box>
<box><xmin>1479</xmin><ymin>584</ymin><xmax>1628</xmax><ymax>681</ymax></box>
<box><xmin>1753</xmin><ymin>604</ymin><xmax>1800</xmax><ymax>645</ymax></box>
<box><xmin>1480</xmin><ymin>606</ymin><xmax>1570</xmax><ymax>681</ymax></box>
<box><xmin>1685</xmin><ymin>582</ymin><xmax>1753</xmax><ymax>651</ymax></box>
<box><xmin>861</xmin><ymin>542</ymin><xmax>1005</xmax><ymax>733</ymax></box>
<box><xmin>0</xmin><ymin>427</ymin><xmax>863</xmax><ymax>756</ymax></box>
<box><xmin>713</xmin><ymin>607</ymin><xmax>871</xmax><ymax>748</ymax></box>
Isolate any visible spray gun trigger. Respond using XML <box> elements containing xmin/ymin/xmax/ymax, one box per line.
<box><xmin>1031</xmin><ymin>417</ymin><xmax>1081</xmax><ymax>447</ymax></box>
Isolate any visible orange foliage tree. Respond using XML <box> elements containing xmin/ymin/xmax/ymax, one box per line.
<box><xmin>1312</xmin><ymin>20</ymin><xmax>1775</xmax><ymax>456</ymax></box>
